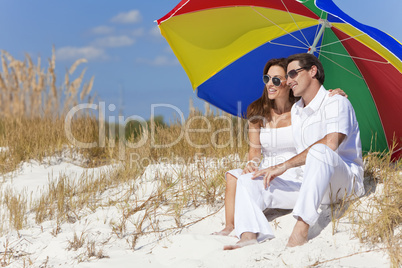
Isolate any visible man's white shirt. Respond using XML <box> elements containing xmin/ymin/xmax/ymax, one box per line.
<box><xmin>291</xmin><ymin>85</ymin><xmax>364</xmax><ymax>194</ymax></box>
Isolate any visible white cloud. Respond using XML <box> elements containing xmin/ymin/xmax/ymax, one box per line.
<box><xmin>55</xmin><ymin>46</ymin><xmax>107</xmax><ymax>61</ymax></box>
<box><xmin>92</xmin><ymin>35</ymin><xmax>135</xmax><ymax>47</ymax></box>
<box><xmin>132</xmin><ymin>28</ymin><xmax>145</xmax><ymax>37</ymax></box>
<box><xmin>111</xmin><ymin>10</ymin><xmax>142</xmax><ymax>24</ymax></box>
<box><xmin>91</xmin><ymin>25</ymin><xmax>114</xmax><ymax>35</ymax></box>
<box><xmin>136</xmin><ymin>56</ymin><xmax>179</xmax><ymax>66</ymax></box>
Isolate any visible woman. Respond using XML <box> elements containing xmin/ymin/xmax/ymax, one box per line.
<box><xmin>213</xmin><ymin>58</ymin><xmax>345</xmax><ymax>236</ymax></box>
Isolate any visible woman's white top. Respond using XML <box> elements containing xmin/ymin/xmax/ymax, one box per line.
<box><xmin>259</xmin><ymin>125</ymin><xmax>297</xmax><ymax>168</ymax></box>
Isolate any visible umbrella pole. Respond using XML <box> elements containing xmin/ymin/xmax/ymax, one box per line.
<box><xmin>308</xmin><ymin>19</ymin><xmax>331</xmax><ymax>54</ymax></box>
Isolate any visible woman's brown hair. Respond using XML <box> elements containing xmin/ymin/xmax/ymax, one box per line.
<box><xmin>246</xmin><ymin>58</ymin><xmax>296</xmax><ymax>127</ymax></box>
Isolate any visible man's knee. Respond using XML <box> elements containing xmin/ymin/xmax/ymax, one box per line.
<box><xmin>307</xmin><ymin>144</ymin><xmax>339</xmax><ymax>167</ymax></box>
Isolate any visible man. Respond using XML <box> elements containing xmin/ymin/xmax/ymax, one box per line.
<box><xmin>224</xmin><ymin>53</ymin><xmax>364</xmax><ymax>250</ymax></box>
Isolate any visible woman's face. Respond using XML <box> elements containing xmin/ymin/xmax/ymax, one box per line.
<box><xmin>265</xmin><ymin>65</ymin><xmax>291</xmax><ymax>101</ymax></box>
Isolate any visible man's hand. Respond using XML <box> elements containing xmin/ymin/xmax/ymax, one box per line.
<box><xmin>251</xmin><ymin>164</ymin><xmax>287</xmax><ymax>189</ymax></box>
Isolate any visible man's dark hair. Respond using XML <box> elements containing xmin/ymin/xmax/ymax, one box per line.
<box><xmin>287</xmin><ymin>53</ymin><xmax>325</xmax><ymax>84</ymax></box>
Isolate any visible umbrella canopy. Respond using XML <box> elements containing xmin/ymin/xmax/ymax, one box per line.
<box><xmin>157</xmin><ymin>0</ymin><xmax>402</xmax><ymax>159</ymax></box>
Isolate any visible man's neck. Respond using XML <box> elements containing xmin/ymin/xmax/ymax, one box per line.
<box><xmin>302</xmin><ymin>84</ymin><xmax>321</xmax><ymax>107</ymax></box>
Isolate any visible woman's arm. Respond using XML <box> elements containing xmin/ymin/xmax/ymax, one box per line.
<box><xmin>242</xmin><ymin>121</ymin><xmax>262</xmax><ymax>174</ymax></box>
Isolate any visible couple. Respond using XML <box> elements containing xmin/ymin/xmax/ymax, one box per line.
<box><xmin>215</xmin><ymin>53</ymin><xmax>365</xmax><ymax>249</ymax></box>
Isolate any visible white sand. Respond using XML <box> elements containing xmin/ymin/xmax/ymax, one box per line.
<box><xmin>0</xmin><ymin>157</ymin><xmax>390</xmax><ymax>267</ymax></box>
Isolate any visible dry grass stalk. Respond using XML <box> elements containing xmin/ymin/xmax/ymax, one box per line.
<box><xmin>329</xmin><ymin>186</ymin><xmax>352</xmax><ymax>235</ymax></box>
<box><xmin>69</xmin><ymin>58</ymin><xmax>87</xmax><ymax>75</ymax></box>
<box><xmin>75</xmin><ymin>238</ymin><xmax>109</xmax><ymax>263</ymax></box>
<box><xmin>2</xmin><ymin>188</ymin><xmax>27</xmax><ymax>231</ymax></box>
<box><xmin>310</xmin><ymin>248</ymin><xmax>388</xmax><ymax>267</ymax></box>
<box><xmin>67</xmin><ymin>232</ymin><xmax>87</xmax><ymax>251</ymax></box>
<box><xmin>0</xmin><ymin>239</ymin><xmax>12</xmax><ymax>267</ymax></box>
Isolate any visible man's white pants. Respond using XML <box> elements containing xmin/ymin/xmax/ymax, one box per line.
<box><xmin>234</xmin><ymin>144</ymin><xmax>363</xmax><ymax>241</ymax></box>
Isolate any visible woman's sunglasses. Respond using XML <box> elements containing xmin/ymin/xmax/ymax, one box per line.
<box><xmin>262</xmin><ymin>75</ymin><xmax>285</xmax><ymax>87</ymax></box>
<box><xmin>286</xmin><ymin>67</ymin><xmax>305</xmax><ymax>79</ymax></box>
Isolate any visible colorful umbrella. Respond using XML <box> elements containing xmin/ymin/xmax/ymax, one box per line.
<box><xmin>157</xmin><ymin>0</ymin><xmax>402</xmax><ymax>159</ymax></box>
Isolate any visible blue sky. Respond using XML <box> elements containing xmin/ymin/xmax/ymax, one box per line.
<box><xmin>1</xmin><ymin>0</ymin><xmax>401</xmax><ymax>122</ymax></box>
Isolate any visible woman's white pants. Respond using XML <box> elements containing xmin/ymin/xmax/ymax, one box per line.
<box><xmin>231</xmin><ymin>144</ymin><xmax>363</xmax><ymax>242</ymax></box>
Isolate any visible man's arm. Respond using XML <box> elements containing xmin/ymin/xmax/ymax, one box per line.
<box><xmin>285</xmin><ymin>132</ymin><xmax>346</xmax><ymax>169</ymax></box>
<box><xmin>252</xmin><ymin>132</ymin><xmax>346</xmax><ymax>189</ymax></box>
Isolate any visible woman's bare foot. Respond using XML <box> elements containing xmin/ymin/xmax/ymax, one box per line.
<box><xmin>286</xmin><ymin>217</ymin><xmax>309</xmax><ymax>247</ymax></box>
<box><xmin>211</xmin><ymin>226</ymin><xmax>234</xmax><ymax>236</ymax></box>
<box><xmin>223</xmin><ymin>232</ymin><xmax>257</xmax><ymax>250</ymax></box>
<box><xmin>223</xmin><ymin>239</ymin><xmax>257</xmax><ymax>250</ymax></box>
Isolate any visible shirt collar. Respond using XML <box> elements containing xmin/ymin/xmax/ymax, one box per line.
<box><xmin>294</xmin><ymin>97</ymin><xmax>304</xmax><ymax>115</ymax></box>
<box><xmin>294</xmin><ymin>85</ymin><xmax>327</xmax><ymax>116</ymax></box>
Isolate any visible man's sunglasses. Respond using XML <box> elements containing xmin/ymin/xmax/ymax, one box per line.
<box><xmin>286</xmin><ymin>67</ymin><xmax>305</xmax><ymax>79</ymax></box>
<box><xmin>262</xmin><ymin>75</ymin><xmax>285</xmax><ymax>87</ymax></box>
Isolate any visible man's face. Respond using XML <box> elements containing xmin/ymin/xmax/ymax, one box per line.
<box><xmin>286</xmin><ymin>60</ymin><xmax>310</xmax><ymax>97</ymax></box>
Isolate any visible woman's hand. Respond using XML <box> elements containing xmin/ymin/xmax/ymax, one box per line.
<box><xmin>328</xmin><ymin>88</ymin><xmax>348</xmax><ymax>98</ymax></box>
<box><xmin>242</xmin><ymin>160</ymin><xmax>259</xmax><ymax>174</ymax></box>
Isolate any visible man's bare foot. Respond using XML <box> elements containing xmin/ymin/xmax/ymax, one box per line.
<box><xmin>287</xmin><ymin>232</ymin><xmax>308</xmax><ymax>247</ymax></box>
<box><xmin>286</xmin><ymin>217</ymin><xmax>309</xmax><ymax>247</ymax></box>
<box><xmin>211</xmin><ymin>226</ymin><xmax>234</xmax><ymax>236</ymax></box>
<box><xmin>223</xmin><ymin>232</ymin><xmax>257</xmax><ymax>250</ymax></box>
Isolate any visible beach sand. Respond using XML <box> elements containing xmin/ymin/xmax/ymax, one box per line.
<box><xmin>0</xmin><ymin>157</ymin><xmax>390</xmax><ymax>267</ymax></box>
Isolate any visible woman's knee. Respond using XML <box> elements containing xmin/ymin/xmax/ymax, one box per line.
<box><xmin>226</xmin><ymin>173</ymin><xmax>238</xmax><ymax>186</ymax></box>
<box><xmin>237</xmin><ymin>174</ymin><xmax>259</xmax><ymax>190</ymax></box>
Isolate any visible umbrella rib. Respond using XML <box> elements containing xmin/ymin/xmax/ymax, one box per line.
<box><xmin>279</xmin><ymin>0</ymin><xmax>311</xmax><ymax>47</ymax></box>
<box><xmin>313</xmin><ymin>25</ymin><xmax>321</xmax><ymax>47</ymax></box>
<box><xmin>251</xmin><ymin>6</ymin><xmax>309</xmax><ymax>48</ymax></box>
<box><xmin>318</xmin><ymin>50</ymin><xmax>389</xmax><ymax>64</ymax></box>
<box><xmin>318</xmin><ymin>33</ymin><xmax>366</xmax><ymax>48</ymax></box>
<box><xmin>318</xmin><ymin>53</ymin><xmax>364</xmax><ymax>79</ymax></box>
<box><xmin>159</xmin><ymin>0</ymin><xmax>190</xmax><ymax>22</ymax></box>
<box><xmin>314</xmin><ymin>10</ymin><xmax>325</xmax><ymax>39</ymax></box>
<box><xmin>314</xmin><ymin>9</ymin><xmax>326</xmax><ymax>55</ymax></box>
<box><xmin>268</xmin><ymin>41</ymin><xmax>307</xmax><ymax>50</ymax></box>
